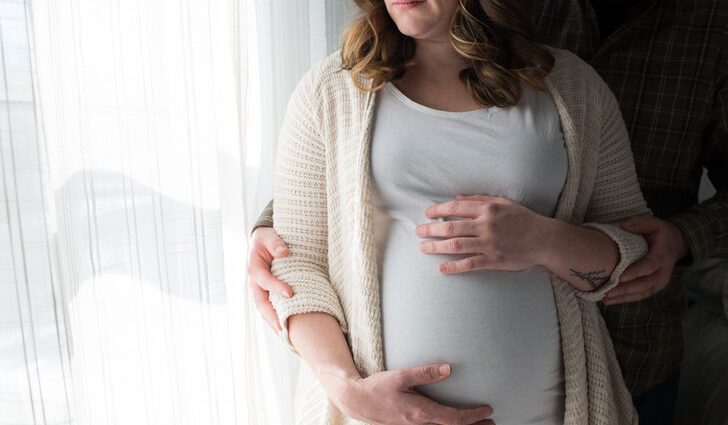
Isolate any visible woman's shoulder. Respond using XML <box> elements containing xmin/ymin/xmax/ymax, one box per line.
<box><xmin>295</xmin><ymin>49</ymin><xmax>355</xmax><ymax>98</ymax></box>
<box><xmin>541</xmin><ymin>45</ymin><xmax>610</xmax><ymax>98</ymax></box>
<box><xmin>542</xmin><ymin>46</ymin><xmax>596</xmax><ymax>78</ymax></box>
<box><xmin>539</xmin><ymin>44</ymin><xmax>621</xmax><ymax>131</ymax></box>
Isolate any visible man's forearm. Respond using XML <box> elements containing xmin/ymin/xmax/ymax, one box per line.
<box><xmin>251</xmin><ymin>199</ymin><xmax>274</xmax><ymax>234</ymax></box>
<box><xmin>539</xmin><ymin>219</ymin><xmax>620</xmax><ymax>292</ymax></box>
<box><xmin>669</xmin><ymin>194</ymin><xmax>728</xmax><ymax>263</ymax></box>
<box><xmin>287</xmin><ymin>312</ymin><xmax>362</xmax><ymax>404</ymax></box>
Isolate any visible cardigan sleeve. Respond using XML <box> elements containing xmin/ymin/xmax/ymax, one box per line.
<box><xmin>576</xmin><ymin>82</ymin><xmax>652</xmax><ymax>302</ymax></box>
<box><xmin>267</xmin><ymin>68</ymin><xmax>348</xmax><ymax>355</ymax></box>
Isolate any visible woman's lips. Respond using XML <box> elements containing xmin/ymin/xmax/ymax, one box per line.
<box><xmin>392</xmin><ymin>0</ymin><xmax>425</xmax><ymax>10</ymax></box>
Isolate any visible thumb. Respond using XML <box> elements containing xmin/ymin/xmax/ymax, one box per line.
<box><xmin>620</xmin><ymin>215</ymin><xmax>659</xmax><ymax>234</ymax></box>
<box><xmin>397</xmin><ymin>363</ymin><xmax>451</xmax><ymax>388</ymax></box>
<box><xmin>455</xmin><ymin>194</ymin><xmax>491</xmax><ymax>201</ymax></box>
<box><xmin>261</xmin><ymin>228</ymin><xmax>289</xmax><ymax>258</ymax></box>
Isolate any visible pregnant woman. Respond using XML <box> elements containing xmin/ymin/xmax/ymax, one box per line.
<box><xmin>266</xmin><ymin>0</ymin><xmax>650</xmax><ymax>424</ymax></box>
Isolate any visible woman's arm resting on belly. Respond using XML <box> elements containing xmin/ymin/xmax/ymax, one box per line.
<box><xmin>538</xmin><ymin>218</ymin><xmax>620</xmax><ymax>291</ymax></box>
<box><xmin>573</xmin><ymin>78</ymin><xmax>653</xmax><ymax>301</ymax></box>
<box><xmin>525</xmin><ymin>79</ymin><xmax>653</xmax><ymax>298</ymax></box>
<box><xmin>418</xmin><ymin>195</ymin><xmax>623</xmax><ymax>292</ymax></box>
<box><xmin>286</xmin><ymin>312</ymin><xmax>361</xmax><ymax>411</ymax></box>
<box><xmin>288</xmin><ymin>312</ymin><xmax>495</xmax><ymax>425</ymax></box>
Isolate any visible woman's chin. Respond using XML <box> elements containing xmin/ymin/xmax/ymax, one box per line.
<box><xmin>394</xmin><ymin>24</ymin><xmax>441</xmax><ymax>41</ymax></box>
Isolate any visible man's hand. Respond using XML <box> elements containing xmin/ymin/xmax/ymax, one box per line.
<box><xmin>602</xmin><ymin>215</ymin><xmax>689</xmax><ymax>305</ymax></box>
<box><xmin>247</xmin><ymin>226</ymin><xmax>292</xmax><ymax>332</ymax></box>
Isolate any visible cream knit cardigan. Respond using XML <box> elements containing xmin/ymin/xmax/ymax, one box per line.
<box><xmin>269</xmin><ymin>46</ymin><xmax>651</xmax><ymax>425</ymax></box>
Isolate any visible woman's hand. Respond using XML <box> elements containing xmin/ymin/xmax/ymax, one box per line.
<box><xmin>416</xmin><ymin>194</ymin><xmax>552</xmax><ymax>273</ymax></box>
<box><xmin>417</xmin><ymin>194</ymin><xmax>622</xmax><ymax>292</ymax></box>
<box><xmin>329</xmin><ymin>363</ymin><xmax>494</xmax><ymax>425</ymax></box>
<box><xmin>247</xmin><ymin>226</ymin><xmax>292</xmax><ymax>333</ymax></box>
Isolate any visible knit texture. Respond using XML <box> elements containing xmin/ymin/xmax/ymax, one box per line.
<box><xmin>269</xmin><ymin>46</ymin><xmax>650</xmax><ymax>425</ymax></box>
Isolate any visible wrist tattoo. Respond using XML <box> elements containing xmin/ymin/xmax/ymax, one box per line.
<box><xmin>569</xmin><ymin>268</ymin><xmax>610</xmax><ymax>289</ymax></box>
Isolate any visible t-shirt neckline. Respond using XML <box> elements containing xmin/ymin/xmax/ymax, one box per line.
<box><xmin>384</xmin><ymin>81</ymin><xmax>495</xmax><ymax>118</ymax></box>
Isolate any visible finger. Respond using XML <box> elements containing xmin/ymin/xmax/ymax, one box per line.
<box><xmin>397</xmin><ymin>363</ymin><xmax>452</xmax><ymax>388</ymax></box>
<box><xmin>425</xmin><ymin>200</ymin><xmax>482</xmax><ymax>219</ymax></box>
<box><xmin>420</xmin><ymin>237</ymin><xmax>482</xmax><ymax>255</ymax></box>
<box><xmin>455</xmin><ymin>194</ymin><xmax>494</xmax><ymax>201</ymax></box>
<box><xmin>424</xmin><ymin>403</ymin><xmax>493</xmax><ymax>425</ymax></box>
<box><xmin>258</xmin><ymin>228</ymin><xmax>289</xmax><ymax>258</ymax></box>
<box><xmin>251</xmin><ymin>288</ymin><xmax>282</xmax><ymax>333</ymax></box>
<box><xmin>603</xmin><ymin>289</ymin><xmax>654</xmax><ymax>305</ymax></box>
<box><xmin>619</xmin><ymin>255</ymin><xmax>661</xmax><ymax>282</ymax></box>
<box><xmin>439</xmin><ymin>255</ymin><xmax>499</xmax><ymax>274</ymax></box>
<box><xmin>250</xmin><ymin>284</ymin><xmax>282</xmax><ymax>332</ymax></box>
<box><xmin>415</xmin><ymin>220</ymin><xmax>478</xmax><ymax>238</ymax></box>
<box><xmin>620</xmin><ymin>214</ymin><xmax>659</xmax><ymax>234</ymax></box>
<box><xmin>249</xmin><ymin>255</ymin><xmax>293</xmax><ymax>297</ymax></box>
<box><xmin>605</xmin><ymin>274</ymin><xmax>657</xmax><ymax>299</ymax></box>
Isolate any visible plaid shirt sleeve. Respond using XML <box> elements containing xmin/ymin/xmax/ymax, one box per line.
<box><xmin>250</xmin><ymin>199</ymin><xmax>274</xmax><ymax>235</ymax></box>
<box><xmin>668</xmin><ymin>41</ymin><xmax>728</xmax><ymax>262</ymax></box>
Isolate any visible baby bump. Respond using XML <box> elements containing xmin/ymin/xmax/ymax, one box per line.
<box><xmin>379</xmin><ymin>225</ymin><xmax>565</xmax><ymax>425</ymax></box>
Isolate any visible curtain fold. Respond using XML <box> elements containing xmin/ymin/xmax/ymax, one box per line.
<box><xmin>0</xmin><ymin>0</ymin><xmax>74</xmax><ymax>422</ymax></box>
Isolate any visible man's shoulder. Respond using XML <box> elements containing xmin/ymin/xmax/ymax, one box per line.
<box><xmin>679</xmin><ymin>0</ymin><xmax>728</xmax><ymax>22</ymax></box>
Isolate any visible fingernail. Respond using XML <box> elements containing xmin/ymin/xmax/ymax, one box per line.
<box><xmin>281</xmin><ymin>289</ymin><xmax>292</xmax><ymax>298</ymax></box>
<box><xmin>275</xmin><ymin>245</ymin><xmax>286</xmax><ymax>253</ymax></box>
<box><xmin>439</xmin><ymin>364</ymin><xmax>450</xmax><ymax>376</ymax></box>
<box><xmin>440</xmin><ymin>264</ymin><xmax>449</xmax><ymax>273</ymax></box>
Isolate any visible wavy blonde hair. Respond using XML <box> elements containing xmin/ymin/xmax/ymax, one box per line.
<box><xmin>340</xmin><ymin>0</ymin><xmax>554</xmax><ymax>107</ymax></box>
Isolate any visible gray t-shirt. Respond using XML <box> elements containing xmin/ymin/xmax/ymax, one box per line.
<box><xmin>371</xmin><ymin>81</ymin><xmax>568</xmax><ymax>425</ymax></box>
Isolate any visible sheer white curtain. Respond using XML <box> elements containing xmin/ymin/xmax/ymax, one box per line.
<box><xmin>0</xmin><ymin>0</ymin><xmax>354</xmax><ymax>424</ymax></box>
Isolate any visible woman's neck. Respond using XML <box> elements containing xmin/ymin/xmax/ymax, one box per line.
<box><xmin>392</xmin><ymin>37</ymin><xmax>484</xmax><ymax>112</ymax></box>
<box><xmin>410</xmin><ymin>38</ymin><xmax>469</xmax><ymax>84</ymax></box>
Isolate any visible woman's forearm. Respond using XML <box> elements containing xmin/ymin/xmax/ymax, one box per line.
<box><xmin>287</xmin><ymin>312</ymin><xmax>362</xmax><ymax>405</ymax></box>
<box><xmin>538</xmin><ymin>218</ymin><xmax>620</xmax><ymax>292</ymax></box>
